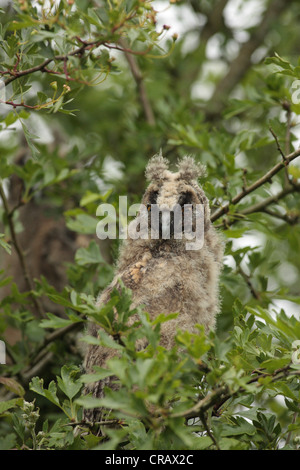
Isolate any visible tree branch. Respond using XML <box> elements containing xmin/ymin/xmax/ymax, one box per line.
<box><xmin>262</xmin><ymin>207</ymin><xmax>299</xmax><ymax>224</ymax></box>
<box><xmin>238</xmin><ymin>265</ymin><xmax>261</xmax><ymax>300</ymax></box>
<box><xmin>214</xmin><ymin>183</ymin><xmax>300</xmax><ymax>229</ymax></box>
<box><xmin>2</xmin><ymin>8</ymin><xmax>145</xmax><ymax>89</ymax></box>
<box><xmin>171</xmin><ymin>365</ymin><xmax>300</xmax><ymax>421</ymax></box>
<box><xmin>269</xmin><ymin>126</ymin><xmax>286</xmax><ymax>161</ymax></box>
<box><xmin>0</xmin><ymin>181</ymin><xmax>44</xmax><ymax>318</ymax></box>
<box><xmin>199</xmin><ymin>409</ymin><xmax>220</xmax><ymax>450</ymax></box>
<box><xmin>211</xmin><ymin>147</ymin><xmax>300</xmax><ymax>223</ymax></box>
<box><xmin>2</xmin><ymin>39</ymin><xmax>103</xmax><ymax>87</ymax></box>
<box><xmin>119</xmin><ymin>38</ymin><xmax>156</xmax><ymax>126</ymax></box>
<box><xmin>243</xmin><ymin>183</ymin><xmax>299</xmax><ymax>217</ymax></box>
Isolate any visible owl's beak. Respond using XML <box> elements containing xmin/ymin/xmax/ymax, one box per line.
<box><xmin>148</xmin><ymin>205</ymin><xmax>183</xmax><ymax>240</ymax></box>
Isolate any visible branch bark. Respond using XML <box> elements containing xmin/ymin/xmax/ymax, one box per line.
<box><xmin>238</xmin><ymin>265</ymin><xmax>261</xmax><ymax>300</ymax></box>
<box><xmin>215</xmin><ymin>183</ymin><xmax>300</xmax><ymax>229</ymax></box>
<box><xmin>171</xmin><ymin>365</ymin><xmax>300</xmax><ymax>420</ymax></box>
<box><xmin>2</xmin><ymin>10</ymin><xmax>149</xmax><ymax>89</ymax></box>
<box><xmin>211</xmin><ymin>147</ymin><xmax>300</xmax><ymax>223</ymax></box>
<box><xmin>3</xmin><ymin>41</ymin><xmax>93</xmax><ymax>87</ymax></box>
<box><xmin>119</xmin><ymin>38</ymin><xmax>156</xmax><ymax>126</ymax></box>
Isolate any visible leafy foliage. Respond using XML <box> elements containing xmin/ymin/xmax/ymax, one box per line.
<box><xmin>0</xmin><ymin>0</ymin><xmax>300</xmax><ymax>450</ymax></box>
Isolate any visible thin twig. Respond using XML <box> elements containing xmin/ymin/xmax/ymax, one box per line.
<box><xmin>0</xmin><ymin>181</ymin><xmax>44</xmax><ymax>318</ymax></box>
<box><xmin>199</xmin><ymin>409</ymin><xmax>220</xmax><ymax>450</ymax></box>
<box><xmin>171</xmin><ymin>384</ymin><xmax>229</xmax><ymax>419</ymax></box>
<box><xmin>3</xmin><ymin>41</ymin><xmax>96</xmax><ymax>87</ymax></box>
<box><xmin>238</xmin><ymin>265</ymin><xmax>261</xmax><ymax>300</ymax></box>
<box><xmin>284</xmin><ymin>102</ymin><xmax>292</xmax><ymax>187</ymax></box>
<box><xmin>214</xmin><ymin>182</ymin><xmax>300</xmax><ymax>229</ymax></box>
<box><xmin>240</xmin><ymin>184</ymin><xmax>299</xmax><ymax>218</ymax></box>
<box><xmin>103</xmin><ymin>42</ymin><xmax>153</xmax><ymax>56</ymax></box>
<box><xmin>285</xmin><ymin>412</ymin><xmax>298</xmax><ymax>447</ymax></box>
<box><xmin>119</xmin><ymin>38</ymin><xmax>155</xmax><ymax>126</ymax></box>
<box><xmin>171</xmin><ymin>366</ymin><xmax>300</xmax><ymax>420</ymax></box>
<box><xmin>22</xmin><ymin>351</ymin><xmax>54</xmax><ymax>384</ymax></box>
<box><xmin>269</xmin><ymin>126</ymin><xmax>286</xmax><ymax>161</ymax></box>
<box><xmin>284</xmin><ymin>101</ymin><xmax>292</xmax><ymax>156</ymax></box>
<box><xmin>2</xmin><ymin>11</ymin><xmax>144</xmax><ymax>89</ymax></box>
<box><xmin>19</xmin><ymin>321</ymin><xmax>84</xmax><ymax>386</ymax></box>
<box><xmin>0</xmin><ymin>100</ymin><xmax>40</xmax><ymax>109</ymax></box>
<box><xmin>64</xmin><ymin>419</ymin><xmax>122</xmax><ymax>428</ymax></box>
<box><xmin>211</xmin><ymin>147</ymin><xmax>300</xmax><ymax>223</ymax></box>
<box><xmin>262</xmin><ymin>207</ymin><xmax>299</xmax><ymax>225</ymax></box>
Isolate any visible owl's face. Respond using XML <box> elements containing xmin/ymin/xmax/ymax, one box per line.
<box><xmin>128</xmin><ymin>154</ymin><xmax>210</xmax><ymax>249</ymax></box>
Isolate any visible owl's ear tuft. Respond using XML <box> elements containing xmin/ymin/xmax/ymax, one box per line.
<box><xmin>145</xmin><ymin>150</ymin><xmax>169</xmax><ymax>181</ymax></box>
<box><xmin>177</xmin><ymin>156</ymin><xmax>206</xmax><ymax>182</ymax></box>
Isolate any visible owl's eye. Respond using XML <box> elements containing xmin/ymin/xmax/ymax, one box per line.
<box><xmin>148</xmin><ymin>190</ymin><xmax>159</xmax><ymax>204</ymax></box>
<box><xmin>178</xmin><ymin>191</ymin><xmax>193</xmax><ymax>207</ymax></box>
<box><xmin>146</xmin><ymin>190</ymin><xmax>158</xmax><ymax>211</ymax></box>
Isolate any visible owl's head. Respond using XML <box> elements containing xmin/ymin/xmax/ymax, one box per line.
<box><xmin>136</xmin><ymin>152</ymin><xmax>211</xmax><ymax>248</ymax></box>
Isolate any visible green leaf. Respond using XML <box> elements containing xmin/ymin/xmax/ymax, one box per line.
<box><xmin>0</xmin><ymin>398</ymin><xmax>23</xmax><ymax>415</ymax></box>
<box><xmin>0</xmin><ymin>377</ymin><xmax>25</xmax><ymax>397</ymax></box>
<box><xmin>220</xmin><ymin>417</ymin><xmax>256</xmax><ymax>437</ymax></box>
<box><xmin>57</xmin><ymin>366</ymin><xmax>82</xmax><ymax>400</ymax></box>
<box><xmin>193</xmin><ymin>435</ymin><xmax>214</xmax><ymax>450</ymax></box>
<box><xmin>0</xmin><ymin>234</ymin><xmax>11</xmax><ymax>255</ymax></box>
<box><xmin>74</xmin><ymin>395</ymin><xmax>103</xmax><ymax>410</ymax></box>
<box><xmin>4</xmin><ymin>111</ymin><xmax>18</xmax><ymax>127</ymax></box>
<box><xmin>75</xmin><ymin>240</ymin><xmax>104</xmax><ymax>266</ymax></box>
<box><xmin>95</xmin><ymin>388</ymin><xmax>147</xmax><ymax>418</ymax></box>
<box><xmin>19</xmin><ymin>117</ymin><xmax>40</xmax><ymax>160</ymax></box>
<box><xmin>0</xmin><ymin>433</ymin><xmax>17</xmax><ymax>450</ymax></box>
<box><xmin>66</xmin><ymin>213</ymin><xmax>98</xmax><ymax>234</ymax></box>
<box><xmin>40</xmin><ymin>313</ymin><xmax>74</xmax><ymax>329</ymax></box>
<box><xmin>80</xmin><ymin>190</ymin><xmax>112</xmax><ymax>207</ymax></box>
<box><xmin>81</xmin><ymin>330</ymin><xmax>124</xmax><ymax>351</ymax></box>
<box><xmin>265</xmin><ymin>53</ymin><xmax>294</xmax><ymax>71</ymax></box>
<box><xmin>29</xmin><ymin>377</ymin><xmax>61</xmax><ymax>409</ymax></box>
<box><xmin>259</xmin><ymin>357</ymin><xmax>291</xmax><ymax>373</ymax></box>
<box><xmin>79</xmin><ymin>366</ymin><xmax>112</xmax><ymax>384</ymax></box>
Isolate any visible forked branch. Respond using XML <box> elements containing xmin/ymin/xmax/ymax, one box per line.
<box><xmin>211</xmin><ymin>147</ymin><xmax>300</xmax><ymax>223</ymax></box>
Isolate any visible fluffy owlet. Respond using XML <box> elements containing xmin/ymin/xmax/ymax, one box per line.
<box><xmin>83</xmin><ymin>153</ymin><xmax>224</xmax><ymax>424</ymax></box>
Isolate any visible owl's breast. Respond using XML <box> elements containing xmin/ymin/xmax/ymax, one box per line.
<box><xmin>119</xmin><ymin>253</ymin><xmax>188</xmax><ymax>318</ymax></box>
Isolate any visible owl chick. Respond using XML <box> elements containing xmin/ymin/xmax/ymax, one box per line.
<box><xmin>83</xmin><ymin>153</ymin><xmax>224</xmax><ymax>424</ymax></box>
